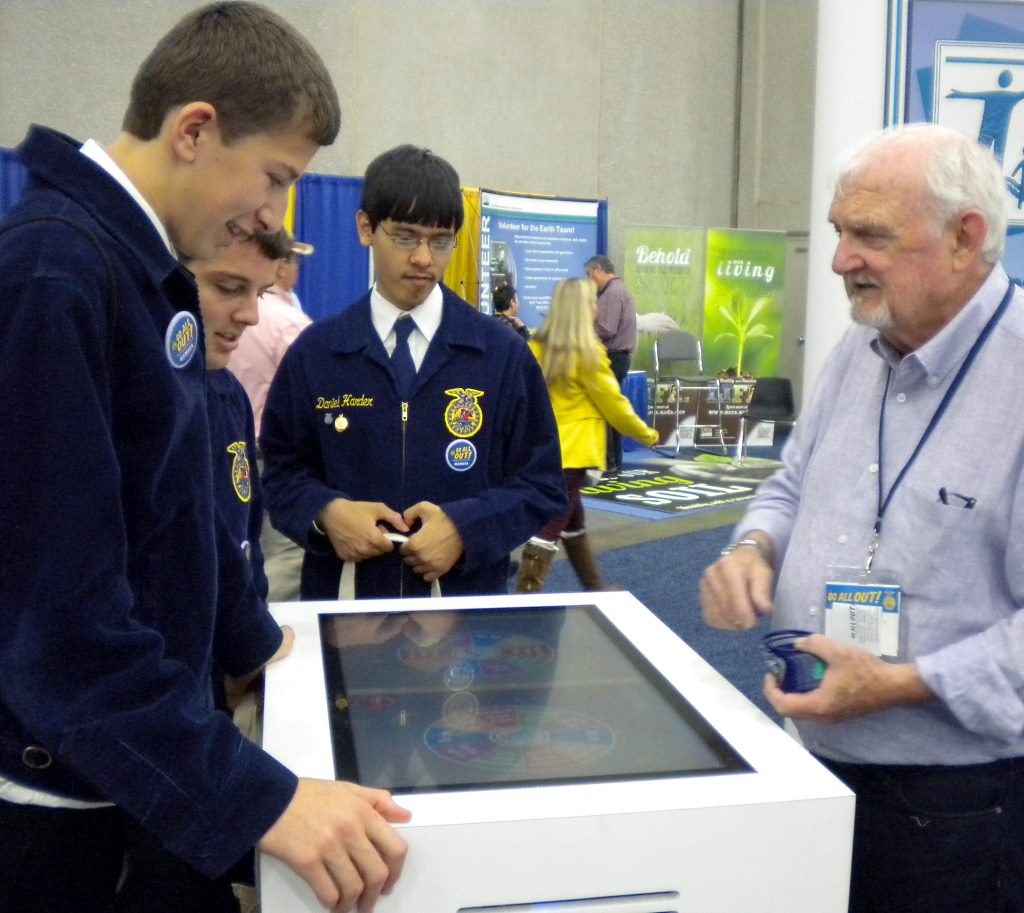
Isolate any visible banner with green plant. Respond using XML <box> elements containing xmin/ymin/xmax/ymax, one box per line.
<box><xmin>702</xmin><ymin>229</ymin><xmax>785</xmax><ymax>377</ymax></box>
<box><xmin>622</xmin><ymin>225</ymin><xmax>705</xmax><ymax>372</ymax></box>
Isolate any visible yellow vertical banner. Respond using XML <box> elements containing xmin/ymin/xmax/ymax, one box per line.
<box><xmin>283</xmin><ymin>185</ymin><xmax>296</xmax><ymax>235</ymax></box>
<box><xmin>443</xmin><ymin>187</ymin><xmax>481</xmax><ymax>307</ymax></box>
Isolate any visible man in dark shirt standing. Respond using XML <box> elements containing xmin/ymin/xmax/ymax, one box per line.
<box><xmin>585</xmin><ymin>255</ymin><xmax>637</xmax><ymax>473</ymax></box>
<box><xmin>492</xmin><ymin>282</ymin><xmax>531</xmax><ymax>342</ymax></box>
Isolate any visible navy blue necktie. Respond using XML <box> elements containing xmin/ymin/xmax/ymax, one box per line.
<box><xmin>390</xmin><ymin>315</ymin><xmax>417</xmax><ymax>400</ymax></box>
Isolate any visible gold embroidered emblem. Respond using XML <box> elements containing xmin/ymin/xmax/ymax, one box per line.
<box><xmin>444</xmin><ymin>388</ymin><xmax>484</xmax><ymax>438</ymax></box>
<box><xmin>227</xmin><ymin>442</ymin><xmax>251</xmax><ymax>503</ymax></box>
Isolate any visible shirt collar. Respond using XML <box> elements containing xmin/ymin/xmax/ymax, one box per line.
<box><xmin>871</xmin><ymin>265</ymin><xmax>1008</xmax><ymax>386</ymax></box>
<box><xmin>370</xmin><ymin>283</ymin><xmax>443</xmax><ymax>342</ymax></box>
<box><xmin>79</xmin><ymin>139</ymin><xmax>176</xmax><ymax>258</ymax></box>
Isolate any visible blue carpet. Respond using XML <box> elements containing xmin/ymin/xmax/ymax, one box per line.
<box><xmin>548</xmin><ymin>525</ymin><xmax>781</xmax><ymax>723</ymax></box>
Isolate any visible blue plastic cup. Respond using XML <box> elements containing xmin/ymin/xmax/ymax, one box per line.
<box><xmin>763</xmin><ymin>629</ymin><xmax>826</xmax><ymax>693</ymax></box>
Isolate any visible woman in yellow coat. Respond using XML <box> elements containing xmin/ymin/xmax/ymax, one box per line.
<box><xmin>517</xmin><ymin>277</ymin><xmax>659</xmax><ymax>592</ymax></box>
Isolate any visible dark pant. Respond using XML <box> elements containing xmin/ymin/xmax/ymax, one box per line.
<box><xmin>0</xmin><ymin>799</ymin><xmax>242</xmax><ymax>913</ymax></box>
<box><xmin>537</xmin><ymin>468</ymin><xmax>588</xmax><ymax>541</ymax></box>
<box><xmin>605</xmin><ymin>350</ymin><xmax>631</xmax><ymax>471</ymax></box>
<box><xmin>0</xmin><ymin>799</ymin><xmax>125</xmax><ymax>913</ymax></box>
<box><xmin>818</xmin><ymin>755</ymin><xmax>1024</xmax><ymax>913</ymax></box>
<box><xmin>114</xmin><ymin>817</ymin><xmax>242</xmax><ymax>913</ymax></box>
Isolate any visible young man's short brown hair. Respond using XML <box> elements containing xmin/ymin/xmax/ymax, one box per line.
<box><xmin>123</xmin><ymin>1</ymin><xmax>341</xmax><ymax>146</ymax></box>
<box><xmin>250</xmin><ymin>228</ymin><xmax>294</xmax><ymax>262</ymax></box>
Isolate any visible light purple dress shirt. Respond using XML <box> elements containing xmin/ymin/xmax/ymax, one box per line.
<box><xmin>594</xmin><ymin>277</ymin><xmax>637</xmax><ymax>353</ymax></box>
<box><xmin>740</xmin><ymin>265</ymin><xmax>1024</xmax><ymax>765</ymax></box>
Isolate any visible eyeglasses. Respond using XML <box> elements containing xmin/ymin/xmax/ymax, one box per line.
<box><xmin>378</xmin><ymin>225</ymin><xmax>458</xmax><ymax>254</ymax></box>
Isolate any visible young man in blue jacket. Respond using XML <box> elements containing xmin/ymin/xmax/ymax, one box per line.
<box><xmin>118</xmin><ymin>229</ymin><xmax>293</xmax><ymax>912</ymax></box>
<box><xmin>0</xmin><ymin>5</ymin><xmax>408</xmax><ymax>912</ymax></box>
<box><xmin>261</xmin><ymin>145</ymin><xmax>566</xmax><ymax>601</ymax></box>
<box><xmin>198</xmin><ymin>229</ymin><xmax>292</xmax><ymax>621</ymax></box>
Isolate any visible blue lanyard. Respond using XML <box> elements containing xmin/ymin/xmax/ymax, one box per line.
<box><xmin>869</xmin><ymin>282</ymin><xmax>1015</xmax><ymax>571</ymax></box>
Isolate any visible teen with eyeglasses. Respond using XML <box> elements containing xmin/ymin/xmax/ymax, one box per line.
<box><xmin>260</xmin><ymin>144</ymin><xmax>566</xmax><ymax>601</ymax></box>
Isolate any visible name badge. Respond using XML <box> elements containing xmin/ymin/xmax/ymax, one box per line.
<box><xmin>165</xmin><ymin>311</ymin><xmax>199</xmax><ymax>369</ymax></box>
<box><xmin>824</xmin><ymin>575</ymin><xmax>901</xmax><ymax>657</ymax></box>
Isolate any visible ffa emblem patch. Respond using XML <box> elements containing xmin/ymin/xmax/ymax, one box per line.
<box><xmin>444</xmin><ymin>388</ymin><xmax>484</xmax><ymax>438</ymax></box>
<box><xmin>227</xmin><ymin>441</ymin><xmax>251</xmax><ymax>503</ymax></box>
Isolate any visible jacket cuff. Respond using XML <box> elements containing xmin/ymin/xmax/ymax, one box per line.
<box><xmin>171</xmin><ymin>740</ymin><xmax>299</xmax><ymax>877</ymax></box>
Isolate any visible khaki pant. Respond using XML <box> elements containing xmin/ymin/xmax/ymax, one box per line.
<box><xmin>260</xmin><ymin>514</ymin><xmax>303</xmax><ymax>603</ymax></box>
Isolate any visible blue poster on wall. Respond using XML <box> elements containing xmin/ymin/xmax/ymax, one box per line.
<box><xmin>479</xmin><ymin>190</ymin><xmax>600</xmax><ymax>328</ymax></box>
<box><xmin>888</xmin><ymin>0</ymin><xmax>1024</xmax><ymax>283</ymax></box>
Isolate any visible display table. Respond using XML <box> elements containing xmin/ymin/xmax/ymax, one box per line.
<box><xmin>261</xmin><ymin>592</ymin><xmax>853</xmax><ymax>913</ymax></box>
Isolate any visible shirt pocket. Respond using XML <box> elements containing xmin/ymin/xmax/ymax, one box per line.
<box><xmin>884</xmin><ymin>477</ymin><xmax>986</xmax><ymax>584</ymax></box>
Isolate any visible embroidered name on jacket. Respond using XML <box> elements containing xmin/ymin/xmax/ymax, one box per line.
<box><xmin>316</xmin><ymin>394</ymin><xmax>374</xmax><ymax>409</ymax></box>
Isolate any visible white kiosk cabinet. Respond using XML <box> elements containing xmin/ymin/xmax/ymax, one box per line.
<box><xmin>261</xmin><ymin>591</ymin><xmax>853</xmax><ymax>913</ymax></box>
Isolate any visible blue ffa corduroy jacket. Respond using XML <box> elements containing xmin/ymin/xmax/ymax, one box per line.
<box><xmin>208</xmin><ymin>368</ymin><xmax>269</xmax><ymax>602</ymax></box>
<box><xmin>260</xmin><ymin>286</ymin><xmax>567</xmax><ymax>599</ymax></box>
<box><xmin>0</xmin><ymin>126</ymin><xmax>295</xmax><ymax>877</ymax></box>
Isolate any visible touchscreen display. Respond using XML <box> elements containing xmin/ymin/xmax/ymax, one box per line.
<box><xmin>318</xmin><ymin>604</ymin><xmax>750</xmax><ymax>793</ymax></box>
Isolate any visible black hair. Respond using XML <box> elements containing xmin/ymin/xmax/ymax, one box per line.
<box><xmin>492</xmin><ymin>283</ymin><xmax>517</xmax><ymax>313</ymax></box>
<box><xmin>360</xmin><ymin>144</ymin><xmax>464</xmax><ymax>232</ymax></box>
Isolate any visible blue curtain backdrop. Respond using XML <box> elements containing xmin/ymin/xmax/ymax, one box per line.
<box><xmin>2</xmin><ymin>152</ymin><xmax>608</xmax><ymax>323</ymax></box>
<box><xmin>293</xmin><ymin>172</ymin><xmax>368</xmax><ymax>320</ymax></box>
<box><xmin>0</xmin><ymin>148</ymin><xmax>29</xmax><ymax>216</ymax></box>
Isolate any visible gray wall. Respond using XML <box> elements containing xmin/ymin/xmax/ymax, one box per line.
<box><xmin>0</xmin><ymin>0</ymin><xmax>817</xmax><ymax>387</ymax></box>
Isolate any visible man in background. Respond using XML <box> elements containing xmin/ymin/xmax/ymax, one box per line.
<box><xmin>491</xmin><ymin>281</ymin><xmax>531</xmax><ymax>341</ymax></box>
<box><xmin>231</xmin><ymin>231</ymin><xmax>314</xmax><ymax>438</ymax></box>
<box><xmin>269</xmin><ymin>231</ymin><xmax>312</xmax><ymax>312</ymax></box>
<box><xmin>585</xmin><ymin>255</ymin><xmax>637</xmax><ymax>473</ymax></box>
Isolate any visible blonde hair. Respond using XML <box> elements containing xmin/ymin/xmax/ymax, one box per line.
<box><xmin>533</xmin><ymin>277</ymin><xmax>603</xmax><ymax>388</ymax></box>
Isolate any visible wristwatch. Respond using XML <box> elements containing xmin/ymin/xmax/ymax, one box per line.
<box><xmin>719</xmin><ymin>537</ymin><xmax>768</xmax><ymax>560</ymax></box>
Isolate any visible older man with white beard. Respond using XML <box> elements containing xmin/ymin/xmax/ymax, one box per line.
<box><xmin>700</xmin><ymin>122</ymin><xmax>1024</xmax><ymax>913</ymax></box>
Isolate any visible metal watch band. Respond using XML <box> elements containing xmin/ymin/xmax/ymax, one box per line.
<box><xmin>719</xmin><ymin>537</ymin><xmax>766</xmax><ymax>559</ymax></box>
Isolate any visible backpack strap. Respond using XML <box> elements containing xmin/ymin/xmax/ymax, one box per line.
<box><xmin>0</xmin><ymin>214</ymin><xmax>120</xmax><ymax>365</ymax></box>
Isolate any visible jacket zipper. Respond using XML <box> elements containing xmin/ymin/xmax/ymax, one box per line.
<box><xmin>399</xmin><ymin>400</ymin><xmax>408</xmax><ymax>597</ymax></box>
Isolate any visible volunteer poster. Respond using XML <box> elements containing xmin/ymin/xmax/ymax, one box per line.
<box><xmin>479</xmin><ymin>190</ymin><xmax>600</xmax><ymax>328</ymax></box>
<box><xmin>623</xmin><ymin>225</ymin><xmax>705</xmax><ymax>373</ymax></box>
<box><xmin>887</xmin><ymin>0</ymin><xmax>1024</xmax><ymax>282</ymax></box>
<box><xmin>702</xmin><ymin>228</ymin><xmax>785</xmax><ymax>378</ymax></box>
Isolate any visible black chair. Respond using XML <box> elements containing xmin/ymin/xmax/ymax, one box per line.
<box><xmin>735</xmin><ymin>376</ymin><xmax>796</xmax><ymax>463</ymax></box>
<box><xmin>651</xmin><ymin>331</ymin><xmax>725</xmax><ymax>455</ymax></box>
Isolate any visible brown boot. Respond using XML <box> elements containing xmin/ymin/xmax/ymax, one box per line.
<box><xmin>562</xmin><ymin>532</ymin><xmax>606</xmax><ymax>591</ymax></box>
<box><xmin>516</xmin><ymin>542</ymin><xmax>557</xmax><ymax>593</ymax></box>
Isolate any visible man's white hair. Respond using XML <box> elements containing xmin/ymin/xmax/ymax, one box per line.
<box><xmin>834</xmin><ymin>122</ymin><xmax>1008</xmax><ymax>263</ymax></box>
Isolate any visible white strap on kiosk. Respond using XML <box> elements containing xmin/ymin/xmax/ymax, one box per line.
<box><xmin>338</xmin><ymin>532</ymin><xmax>442</xmax><ymax>601</ymax></box>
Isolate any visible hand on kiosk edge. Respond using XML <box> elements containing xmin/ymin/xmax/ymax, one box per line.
<box><xmin>258</xmin><ymin>778</ymin><xmax>411</xmax><ymax>913</ymax></box>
